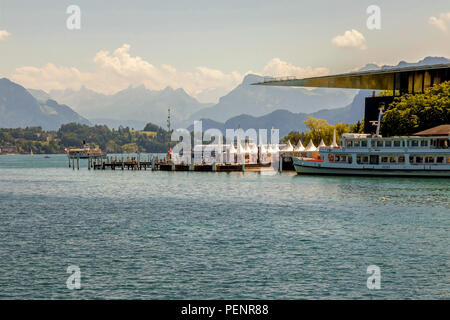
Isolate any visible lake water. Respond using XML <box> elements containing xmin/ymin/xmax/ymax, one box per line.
<box><xmin>0</xmin><ymin>154</ymin><xmax>448</xmax><ymax>299</ymax></box>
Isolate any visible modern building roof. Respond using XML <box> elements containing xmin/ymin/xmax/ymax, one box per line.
<box><xmin>413</xmin><ymin>124</ymin><xmax>450</xmax><ymax>136</ymax></box>
<box><xmin>254</xmin><ymin>63</ymin><xmax>450</xmax><ymax>94</ymax></box>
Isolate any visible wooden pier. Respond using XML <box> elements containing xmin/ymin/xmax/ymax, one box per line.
<box><xmin>68</xmin><ymin>154</ymin><xmax>292</xmax><ymax>172</ymax></box>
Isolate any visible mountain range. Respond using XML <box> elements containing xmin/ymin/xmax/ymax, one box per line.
<box><xmin>38</xmin><ymin>77</ymin><xmax>356</xmax><ymax>129</ymax></box>
<box><xmin>46</xmin><ymin>85</ymin><xmax>212</xmax><ymax>129</ymax></box>
<box><xmin>187</xmin><ymin>90</ymin><xmax>372</xmax><ymax>137</ymax></box>
<box><xmin>184</xmin><ymin>74</ymin><xmax>356</xmax><ymax>123</ymax></box>
<box><xmin>0</xmin><ymin>78</ymin><xmax>90</xmax><ymax>130</ymax></box>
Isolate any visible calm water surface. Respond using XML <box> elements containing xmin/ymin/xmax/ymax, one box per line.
<box><xmin>0</xmin><ymin>154</ymin><xmax>449</xmax><ymax>299</ymax></box>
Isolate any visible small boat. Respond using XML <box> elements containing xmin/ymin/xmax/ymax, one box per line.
<box><xmin>65</xmin><ymin>141</ymin><xmax>106</xmax><ymax>159</ymax></box>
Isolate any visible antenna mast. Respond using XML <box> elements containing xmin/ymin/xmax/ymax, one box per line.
<box><xmin>167</xmin><ymin>107</ymin><xmax>171</xmax><ymax>134</ymax></box>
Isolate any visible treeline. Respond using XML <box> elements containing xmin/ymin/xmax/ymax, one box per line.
<box><xmin>0</xmin><ymin>123</ymin><xmax>172</xmax><ymax>154</ymax></box>
<box><xmin>282</xmin><ymin>117</ymin><xmax>362</xmax><ymax>146</ymax></box>
<box><xmin>381</xmin><ymin>81</ymin><xmax>450</xmax><ymax>136</ymax></box>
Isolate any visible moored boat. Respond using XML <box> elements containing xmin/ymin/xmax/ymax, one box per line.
<box><xmin>65</xmin><ymin>142</ymin><xmax>106</xmax><ymax>159</ymax></box>
<box><xmin>293</xmin><ymin>125</ymin><xmax>450</xmax><ymax>177</ymax></box>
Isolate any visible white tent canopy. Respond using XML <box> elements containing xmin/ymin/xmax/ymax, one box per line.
<box><xmin>237</xmin><ymin>142</ymin><xmax>245</xmax><ymax>154</ymax></box>
<box><xmin>250</xmin><ymin>143</ymin><xmax>258</xmax><ymax>154</ymax></box>
<box><xmin>244</xmin><ymin>142</ymin><xmax>251</xmax><ymax>154</ymax></box>
<box><xmin>318</xmin><ymin>139</ymin><xmax>327</xmax><ymax>148</ymax></box>
<box><xmin>271</xmin><ymin>144</ymin><xmax>280</xmax><ymax>153</ymax></box>
<box><xmin>281</xmin><ymin>140</ymin><xmax>294</xmax><ymax>152</ymax></box>
<box><xmin>268</xmin><ymin>144</ymin><xmax>279</xmax><ymax>153</ymax></box>
<box><xmin>305</xmin><ymin>140</ymin><xmax>317</xmax><ymax>152</ymax></box>
<box><xmin>260</xmin><ymin>144</ymin><xmax>266</xmax><ymax>154</ymax></box>
<box><xmin>294</xmin><ymin>140</ymin><xmax>305</xmax><ymax>152</ymax></box>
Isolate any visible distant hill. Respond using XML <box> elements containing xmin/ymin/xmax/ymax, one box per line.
<box><xmin>358</xmin><ymin>56</ymin><xmax>450</xmax><ymax>72</ymax></box>
<box><xmin>186</xmin><ymin>74</ymin><xmax>356</xmax><ymax>123</ymax></box>
<box><xmin>0</xmin><ymin>78</ymin><xmax>90</xmax><ymax>130</ymax></box>
<box><xmin>385</xmin><ymin>56</ymin><xmax>449</xmax><ymax>69</ymax></box>
<box><xmin>187</xmin><ymin>90</ymin><xmax>374</xmax><ymax>137</ymax></box>
<box><xmin>46</xmin><ymin>85</ymin><xmax>212</xmax><ymax>128</ymax></box>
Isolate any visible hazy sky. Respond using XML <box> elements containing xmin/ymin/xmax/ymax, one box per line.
<box><xmin>0</xmin><ymin>0</ymin><xmax>449</xmax><ymax>102</ymax></box>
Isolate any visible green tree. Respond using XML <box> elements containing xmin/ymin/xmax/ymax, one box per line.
<box><xmin>282</xmin><ymin>116</ymin><xmax>355</xmax><ymax>146</ymax></box>
<box><xmin>381</xmin><ymin>81</ymin><xmax>450</xmax><ymax>136</ymax></box>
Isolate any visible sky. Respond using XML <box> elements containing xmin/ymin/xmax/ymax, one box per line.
<box><xmin>0</xmin><ymin>0</ymin><xmax>449</xmax><ymax>102</ymax></box>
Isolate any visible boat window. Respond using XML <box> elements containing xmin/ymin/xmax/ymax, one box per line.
<box><xmin>437</xmin><ymin>139</ymin><xmax>449</xmax><ymax>149</ymax></box>
<box><xmin>447</xmin><ymin>157</ymin><xmax>450</xmax><ymax>164</ymax></box>
<box><xmin>371</xmin><ymin>140</ymin><xmax>376</xmax><ymax>147</ymax></box>
<box><xmin>356</xmin><ymin>155</ymin><xmax>369</xmax><ymax>164</ymax></box>
<box><xmin>354</xmin><ymin>140</ymin><xmax>360</xmax><ymax>147</ymax></box>
<box><xmin>394</xmin><ymin>141</ymin><xmax>401</xmax><ymax>147</ymax></box>
<box><xmin>361</xmin><ymin>141</ymin><xmax>367</xmax><ymax>147</ymax></box>
<box><xmin>421</xmin><ymin>140</ymin><xmax>428</xmax><ymax>147</ymax></box>
<box><xmin>390</xmin><ymin>157</ymin><xmax>397</xmax><ymax>163</ymax></box>
<box><xmin>409</xmin><ymin>156</ymin><xmax>414</xmax><ymax>164</ymax></box>
<box><xmin>348</xmin><ymin>156</ymin><xmax>352</xmax><ymax>164</ymax></box>
<box><xmin>370</xmin><ymin>155</ymin><xmax>379</xmax><ymax>164</ymax></box>
<box><xmin>341</xmin><ymin>156</ymin><xmax>347</xmax><ymax>162</ymax></box>
<box><xmin>347</xmin><ymin>141</ymin><xmax>352</xmax><ymax>147</ymax></box>
<box><xmin>385</xmin><ymin>141</ymin><xmax>392</xmax><ymax>147</ymax></box>
<box><xmin>411</xmin><ymin>140</ymin><xmax>419</xmax><ymax>147</ymax></box>
<box><xmin>437</xmin><ymin>157</ymin><xmax>444</xmax><ymax>164</ymax></box>
<box><xmin>328</xmin><ymin>155</ymin><xmax>335</xmax><ymax>162</ymax></box>
<box><xmin>425</xmin><ymin>156</ymin><xmax>434</xmax><ymax>163</ymax></box>
<box><xmin>398</xmin><ymin>156</ymin><xmax>405</xmax><ymax>163</ymax></box>
<box><xmin>381</xmin><ymin>157</ymin><xmax>389</xmax><ymax>163</ymax></box>
<box><xmin>377</xmin><ymin>141</ymin><xmax>383</xmax><ymax>147</ymax></box>
<box><xmin>416</xmin><ymin>156</ymin><xmax>423</xmax><ymax>163</ymax></box>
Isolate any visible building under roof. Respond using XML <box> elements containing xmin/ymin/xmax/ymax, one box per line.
<box><xmin>413</xmin><ymin>124</ymin><xmax>450</xmax><ymax>136</ymax></box>
<box><xmin>253</xmin><ymin>63</ymin><xmax>450</xmax><ymax>133</ymax></box>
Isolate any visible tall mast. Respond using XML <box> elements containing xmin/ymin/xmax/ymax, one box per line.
<box><xmin>167</xmin><ymin>107</ymin><xmax>171</xmax><ymax>134</ymax></box>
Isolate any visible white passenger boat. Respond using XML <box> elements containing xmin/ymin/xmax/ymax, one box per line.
<box><xmin>293</xmin><ymin>125</ymin><xmax>450</xmax><ymax>177</ymax></box>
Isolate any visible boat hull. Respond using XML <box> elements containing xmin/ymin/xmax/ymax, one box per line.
<box><xmin>293</xmin><ymin>158</ymin><xmax>450</xmax><ymax>178</ymax></box>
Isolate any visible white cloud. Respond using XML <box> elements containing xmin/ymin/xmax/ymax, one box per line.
<box><xmin>0</xmin><ymin>29</ymin><xmax>11</xmax><ymax>41</ymax></box>
<box><xmin>13</xmin><ymin>44</ymin><xmax>243</xmax><ymax>102</ymax></box>
<box><xmin>261</xmin><ymin>58</ymin><xmax>330</xmax><ymax>78</ymax></box>
<box><xmin>429</xmin><ymin>12</ymin><xmax>450</xmax><ymax>32</ymax></box>
<box><xmin>332</xmin><ymin>29</ymin><xmax>367</xmax><ymax>50</ymax></box>
<box><xmin>12</xmin><ymin>44</ymin><xmax>330</xmax><ymax>103</ymax></box>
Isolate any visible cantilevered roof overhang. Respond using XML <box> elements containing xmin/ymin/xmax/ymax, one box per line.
<box><xmin>253</xmin><ymin>63</ymin><xmax>450</xmax><ymax>94</ymax></box>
